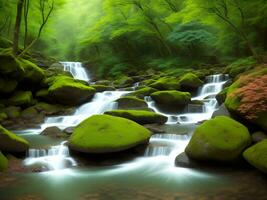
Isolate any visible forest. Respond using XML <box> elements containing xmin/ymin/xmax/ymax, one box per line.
<box><xmin>0</xmin><ymin>0</ymin><xmax>267</xmax><ymax>200</ymax></box>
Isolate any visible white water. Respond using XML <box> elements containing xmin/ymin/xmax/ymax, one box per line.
<box><xmin>24</xmin><ymin>62</ymin><xmax>228</xmax><ymax>173</ymax></box>
<box><xmin>24</xmin><ymin>141</ymin><xmax>77</xmax><ymax>171</ymax></box>
<box><xmin>146</xmin><ymin>74</ymin><xmax>229</xmax><ymax>124</ymax></box>
<box><xmin>60</xmin><ymin>62</ymin><xmax>90</xmax><ymax>82</ymax></box>
<box><xmin>42</xmin><ymin>90</ymin><xmax>129</xmax><ymax>130</ymax></box>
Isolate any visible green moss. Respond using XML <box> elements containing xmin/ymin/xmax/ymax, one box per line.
<box><xmin>91</xmin><ymin>84</ymin><xmax>115</xmax><ymax>92</ymax></box>
<box><xmin>178</xmin><ymin>73</ymin><xmax>204</xmax><ymax>89</ymax></box>
<box><xmin>0</xmin><ymin>125</ymin><xmax>29</xmax><ymax>152</ymax></box>
<box><xmin>8</xmin><ymin>91</ymin><xmax>33</xmax><ymax>106</ymax></box>
<box><xmin>21</xmin><ymin>107</ymin><xmax>38</xmax><ymax>119</ymax></box>
<box><xmin>130</xmin><ymin>87</ymin><xmax>158</xmax><ymax>99</ymax></box>
<box><xmin>48</xmin><ymin>75</ymin><xmax>96</xmax><ymax>105</ymax></box>
<box><xmin>116</xmin><ymin>96</ymin><xmax>148</xmax><ymax>110</ymax></box>
<box><xmin>113</xmin><ymin>76</ymin><xmax>134</xmax><ymax>88</ymax></box>
<box><xmin>224</xmin><ymin>57</ymin><xmax>257</xmax><ymax>78</ymax></box>
<box><xmin>185</xmin><ymin>116</ymin><xmax>251</xmax><ymax>161</ymax></box>
<box><xmin>69</xmin><ymin>114</ymin><xmax>151</xmax><ymax>153</ymax></box>
<box><xmin>0</xmin><ymin>112</ymin><xmax>8</xmax><ymax>121</ymax></box>
<box><xmin>149</xmin><ymin>77</ymin><xmax>180</xmax><ymax>90</ymax></box>
<box><xmin>19</xmin><ymin>58</ymin><xmax>45</xmax><ymax>83</ymax></box>
<box><xmin>36</xmin><ymin>89</ymin><xmax>49</xmax><ymax>98</ymax></box>
<box><xmin>0</xmin><ymin>78</ymin><xmax>17</xmax><ymax>94</ymax></box>
<box><xmin>33</xmin><ymin>102</ymin><xmax>63</xmax><ymax>115</ymax></box>
<box><xmin>0</xmin><ymin>151</ymin><xmax>8</xmax><ymax>172</ymax></box>
<box><xmin>243</xmin><ymin>139</ymin><xmax>267</xmax><ymax>173</ymax></box>
<box><xmin>105</xmin><ymin>110</ymin><xmax>167</xmax><ymax>125</ymax></box>
<box><xmin>3</xmin><ymin>106</ymin><xmax>21</xmax><ymax>119</ymax></box>
<box><xmin>151</xmin><ymin>90</ymin><xmax>191</xmax><ymax>106</ymax></box>
<box><xmin>0</xmin><ymin>49</ymin><xmax>24</xmax><ymax>76</ymax></box>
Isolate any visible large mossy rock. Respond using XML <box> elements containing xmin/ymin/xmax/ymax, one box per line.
<box><xmin>0</xmin><ymin>78</ymin><xmax>18</xmax><ymax>94</ymax></box>
<box><xmin>91</xmin><ymin>85</ymin><xmax>115</xmax><ymax>92</ymax></box>
<box><xmin>130</xmin><ymin>87</ymin><xmax>158</xmax><ymax>99</ymax></box>
<box><xmin>48</xmin><ymin>75</ymin><xmax>96</xmax><ymax>106</ymax></box>
<box><xmin>0</xmin><ymin>125</ymin><xmax>29</xmax><ymax>153</ymax></box>
<box><xmin>116</xmin><ymin>96</ymin><xmax>148</xmax><ymax>110</ymax></box>
<box><xmin>178</xmin><ymin>73</ymin><xmax>204</xmax><ymax>91</ymax></box>
<box><xmin>19</xmin><ymin>58</ymin><xmax>45</xmax><ymax>83</ymax></box>
<box><xmin>225</xmin><ymin>67</ymin><xmax>267</xmax><ymax>131</ymax></box>
<box><xmin>185</xmin><ymin>116</ymin><xmax>251</xmax><ymax>162</ymax></box>
<box><xmin>113</xmin><ymin>76</ymin><xmax>134</xmax><ymax>88</ymax></box>
<box><xmin>151</xmin><ymin>90</ymin><xmax>191</xmax><ymax>108</ymax></box>
<box><xmin>68</xmin><ymin>115</ymin><xmax>151</xmax><ymax>153</ymax></box>
<box><xmin>105</xmin><ymin>110</ymin><xmax>167</xmax><ymax>125</ymax></box>
<box><xmin>149</xmin><ymin>77</ymin><xmax>180</xmax><ymax>90</ymax></box>
<box><xmin>0</xmin><ymin>49</ymin><xmax>24</xmax><ymax>77</ymax></box>
<box><xmin>243</xmin><ymin>140</ymin><xmax>267</xmax><ymax>173</ymax></box>
<box><xmin>2</xmin><ymin>106</ymin><xmax>21</xmax><ymax>119</ymax></box>
<box><xmin>0</xmin><ymin>151</ymin><xmax>8</xmax><ymax>171</ymax></box>
<box><xmin>8</xmin><ymin>91</ymin><xmax>33</xmax><ymax>106</ymax></box>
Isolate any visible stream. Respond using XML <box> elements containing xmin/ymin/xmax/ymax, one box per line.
<box><xmin>1</xmin><ymin>62</ymin><xmax>267</xmax><ymax>200</ymax></box>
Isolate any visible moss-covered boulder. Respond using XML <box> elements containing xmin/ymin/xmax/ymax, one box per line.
<box><xmin>33</xmin><ymin>102</ymin><xmax>64</xmax><ymax>115</ymax></box>
<box><xmin>95</xmin><ymin>80</ymin><xmax>111</xmax><ymax>86</ymax></box>
<box><xmin>0</xmin><ymin>125</ymin><xmax>29</xmax><ymax>153</ymax></box>
<box><xmin>243</xmin><ymin>140</ymin><xmax>267</xmax><ymax>173</ymax></box>
<box><xmin>0</xmin><ymin>49</ymin><xmax>24</xmax><ymax>77</ymax></box>
<box><xmin>0</xmin><ymin>151</ymin><xmax>8</xmax><ymax>171</ymax></box>
<box><xmin>216</xmin><ymin>87</ymin><xmax>228</xmax><ymax>105</ymax></box>
<box><xmin>178</xmin><ymin>73</ymin><xmax>204</xmax><ymax>91</ymax></box>
<box><xmin>8</xmin><ymin>91</ymin><xmax>33</xmax><ymax>106</ymax></box>
<box><xmin>185</xmin><ymin>116</ymin><xmax>251</xmax><ymax>161</ymax></box>
<box><xmin>3</xmin><ymin>106</ymin><xmax>21</xmax><ymax>119</ymax></box>
<box><xmin>0</xmin><ymin>112</ymin><xmax>8</xmax><ymax>122</ymax></box>
<box><xmin>224</xmin><ymin>57</ymin><xmax>257</xmax><ymax>78</ymax></box>
<box><xmin>19</xmin><ymin>58</ymin><xmax>45</xmax><ymax>83</ymax></box>
<box><xmin>105</xmin><ymin>110</ymin><xmax>167</xmax><ymax>125</ymax></box>
<box><xmin>151</xmin><ymin>90</ymin><xmax>191</xmax><ymax>108</ymax></box>
<box><xmin>21</xmin><ymin>107</ymin><xmax>39</xmax><ymax>119</ymax></box>
<box><xmin>48</xmin><ymin>75</ymin><xmax>96</xmax><ymax>106</ymax></box>
<box><xmin>91</xmin><ymin>84</ymin><xmax>115</xmax><ymax>92</ymax></box>
<box><xmin>68</xmin><ymin>115</ymin><xmax>151</xmax><ymax>153</ymax></box>
<box><xmin>149</xmin><ymin>77</ymin><xmax>180</xmax><ymax>91</ymax></box>
<box><xmin>113</xmin><ymin>76</ymin><xmax>134</xmax><ymax>88</ymax></box>
<box><xmin>130</xmin><ymin>87</ymin><xmax>158</xmax><ymax>99</ymax></box>
<box><xmin>116</xmin><ymin>96</ymin><xmax>148</xmax><ymax>110</ymax></box>
<box><xmin>0</xmin><ymin>78</ymin><xmax>17</xmax><ymax>94</ymax></box>
<box><xmin>225</xmin><ymin>67</ymin><xmax>267</xmax><ymax>131</ymax></box>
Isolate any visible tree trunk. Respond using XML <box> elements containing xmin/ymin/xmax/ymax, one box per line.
<box><xmin>13</xmin><ymin>0</ymin><xmax>24</xmax><ymax>55</ymax></box>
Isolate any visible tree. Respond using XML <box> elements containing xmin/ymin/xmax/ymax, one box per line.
<box><xmin>13</xmin><ymin>0</ymin><xmax>24</xmax><ymax>55</ymax></box>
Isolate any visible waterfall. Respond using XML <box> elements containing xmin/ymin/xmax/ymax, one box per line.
<box><xmin>146</xmin><ymin>74</ymin><xmax>229</xmax><ymax>124</ymax></box>
<box><xmin>25</xmin><ymin>62</ymin><xmax>129</xmax><ymax>171</ymax></box>
<box><xmin>60</xmin><ymin>62</ymin><xmax>90</xmax><ymax>82</ymax></box>
<box><xmin>144</xmin><ymin>74</ymin><xmax>229</xmax><ymax>159</ymax></box>
<box><xmin>24</xmin><ymin>141</ymin><xmax>77</xmax><ymax>171</ymax></box>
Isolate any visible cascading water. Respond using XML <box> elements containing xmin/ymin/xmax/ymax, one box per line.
<box><xmin>24</xmin><ymin>141</ymin><xmax>77</xmax><ymax>171</ymax></box>
<box><xmin>143</xmin><ymin>74</ymin><xmax>229</xmax><ymax>161</ymax></box>
<box><xmin>146</xmin><ymin>74</ymin><xmax>229</xmax><ymax>124</ymax></box>
<box><xmin>60</xmin><ymin>62</ymin><xmax>90</xmax><ymax>82</ymax></box>
<box><xmin>24</xmin><ymin>62</ymin><xmax>129</xmax><ymax>171</ymax></box>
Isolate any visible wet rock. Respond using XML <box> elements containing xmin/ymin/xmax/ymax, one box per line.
<box><xmin>63</xmin><ymin>127</ymin><xmax>75</xmax><ymax>135</ymax></box>
<box><xmin>68</xmin><ymin>115</ymin><xmax>151</xmax><ymax>153</ymax></box>
<box><xmin>116</xmin><ymin>96</ymin><xmax>148</xmax><ymax>110</ymax></box>
<box><xmin>41</xmin><ymin>126</ymin><xmax>68</xmax><ymax>138</ymax></box>
<box><xmin>251</xmin><ymin>132</ymin><xmax>267</xmax><ymax>143</ymax></box>
<box><xmin>105</xmin><ymin>110</ymin><xmax>168</xmax><ymax>125</ymax></box>
<box><xmin>243</xmin><ymin>139</ymin><xmax>267</xmax><ymax>173</ymax></box>
<box><xmin>143</xmin><ymin>124</ymin><xmax>165</xmax><ymax>134</ymax></box>
<box><xmin>212</xmin><ymin>104</ymin><xmax>231</xmax><ymax>118</ymax></box>
<box><xmin>0</xmin><ymin>125</ymin><xmax>29</xmax><ymax>153</ymax></box>
<box><xmin>185</xmin><ymin>116</ymin><xmax>251</xmax><ymax>162</ymax></box>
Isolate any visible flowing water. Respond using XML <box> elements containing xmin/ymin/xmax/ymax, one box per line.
<box><xmin>60</xmin><ymin>61</ymin><xmax>90</xmax><ymax>82</ymax></box>
<box><xmin>2</xmin><ymin>63</ymin><xmax>266</xmax><ymax>200</ymax></box>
